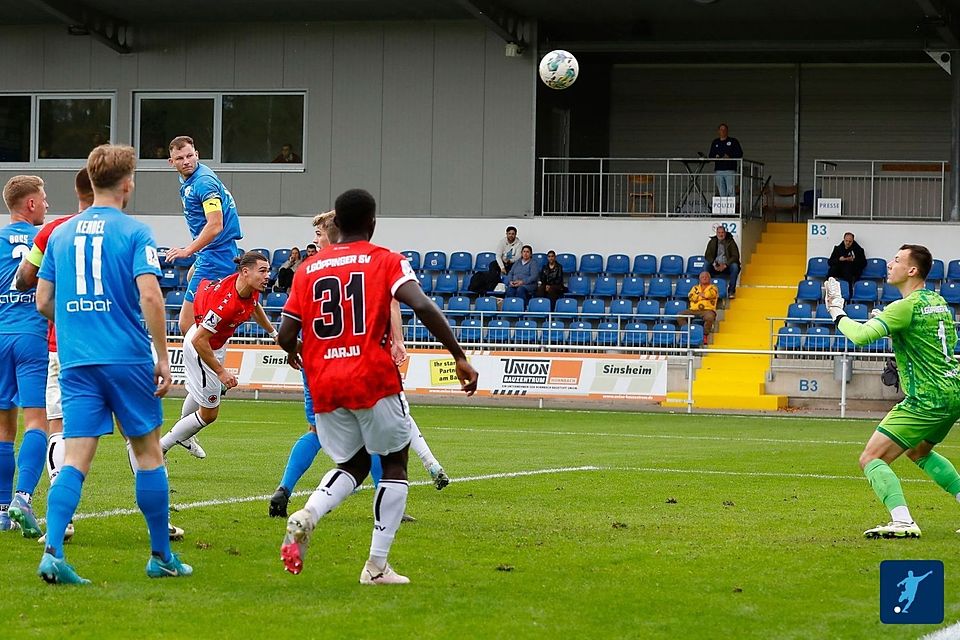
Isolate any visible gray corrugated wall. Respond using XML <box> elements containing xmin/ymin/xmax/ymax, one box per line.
<box><xmin>0</xmin><ymin>21</ymin><xmax>535</xmax><ymax>217</ymax></box>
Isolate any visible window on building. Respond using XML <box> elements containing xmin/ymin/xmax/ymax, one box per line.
<box><xmin>0</xmin><ymin>96</ymin><xmax>30</xmax><ymax>163</ymax></box>
<box><xmin>0</xmin><ymin>93</ymin><xmax>115</xmax><ymax>165</ymax></box>
<box><xmin>138</xmin><ymin>96</ymin><xmax>215</xmax><ymax>160</ymax></box>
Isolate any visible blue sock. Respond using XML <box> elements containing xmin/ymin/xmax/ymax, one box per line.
<box><xmin>370</xmin><ymin>454</ymin><xmax>383</xmax><ymax>488</ymax></box>
<box><xmin>45</xmin><ymin>465</ymin><xmax>84</xmax><ymax>558</ymax></box>
<box><xmin>280</xmin><ymin>432</ymin><xmax>321</xmax><ymax>492</ymax></box>
<box><xmin>0</xmin><ymin>441</ymin><xmax>13</xmax><ymax>506</ymax></box>
<box><xmin>136</xmin><ymin>466</ymin><xmax>171</xmax><ymax>562</ymax></box>
<box><xmin>15</xmin><ymin>429</ymin><xmax>47</xmax><ymax>496</ymax></box>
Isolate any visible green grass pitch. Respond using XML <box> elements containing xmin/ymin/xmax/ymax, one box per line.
<box><xmin>2</xmin><ymin>399</ymin><xmax>958</xmax><ymax>639</ymax></box>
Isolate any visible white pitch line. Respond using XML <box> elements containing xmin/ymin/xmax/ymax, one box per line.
<box><xmin>52</xmin><ymin>466</ymin><xmax>601</xmax><ymax>524</ymax></box>
<box><xmin>920</xmin><ymin>621</ymin><xmax>960</xmax><ymax>640</ymax></box>
<box><xmin>609</xmin><ymin>465</ymin><xmax>929</xmax><ymax>484</ymax></box>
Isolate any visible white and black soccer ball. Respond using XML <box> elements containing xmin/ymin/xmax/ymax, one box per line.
<box><xmin>538</xmin><ymin>50</ymin><xmax>579</xmax><ymax>90</ymax></box>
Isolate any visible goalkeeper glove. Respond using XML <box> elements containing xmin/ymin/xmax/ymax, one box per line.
<box><xmin>823</xmin><ymin>277</ymin><xmax>846</xmax><ymax>322</ymax></box>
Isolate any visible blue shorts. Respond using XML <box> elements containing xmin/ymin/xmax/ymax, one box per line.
<box><xmin>60</xmin><ymin>363</ymin><xmax>163</xmax><ymax>438</ymax></box>
<box><xmin>302</xmin><ymin>369</ymin><xmax>316</xmax><ymax>427</ymax></box>
<box><xmin>185</xmin><ymin>242</ymin><xmax>240</xmax><ymax>302</ymax></box>
<box><xmin>0</xmin><ymin>334</ymin><xmax>47</xmax><ymax>410</ymax></box>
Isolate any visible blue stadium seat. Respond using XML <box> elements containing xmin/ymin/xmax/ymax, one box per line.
<box><xmin>796</xmin><ymin>279</ymin><xmax>821</xmax><ymax>303</ymax></box>
<box><xmin>608</xmin><ymin>299</ymin><xmax>634</xmax><ymax>320</ymax></box>
<box><xmin>565</xmin><ymin>276</ymin><xmax>591</xmax><ymax>298</ymax></box>
<box><xmin>678</xmin><ymin>324</ymin><xmax>704</xmax><ymax>348</ymax></box>
<box><xmin>804</xmin><ymin>326</ymin><xmax>834</xmax><ymax>351</ymax></box>
<box><xmin>554</xmin><ymin>298</ymin><xmax>579</xmax><ymax>317</ymax></box>
<box><xmin>632</xmin><ymin>254</ymin><xmax>657</xmax><ymax>277</ymax></box>
<box><xmin>596</xmin><ymin>321</ymin><xmax>620</xmax><ymax>346</ymax></box>
<box><xmin>544</xmin><ymin>320</ymin><xmax>566</xmax><ymax>345</ymax></box>
<box><xmin>711</xmin><ymin>278</ymin><xmax>728</xmax><ymax>300</ymax></box>
<box><xmin>513</xmin><ymin>320</ymin><xmax>540</xmax><ymax>344</ymax></box>
<box><xmin>422</xmin><ymin>251</ymin><xmax>447</xmax><ymax>272</ymax></box>
<box><xmin>661</xmin><ymin>300</ymin><xmax>686</xmax><ymax>320</ymax></box>
<box><xmin>473</xmin><ymin>296</ymin><xmax>499</xmax><ymax>319</ymax></box>
<box><xmin>459</xmin><ymin>318</ymin><xmax>482</xmax><ymax>343</ymax></box>
<box><xmin>685</xmin><ymin>255</ymin><xmax>707</xmax><ymax>276</ymax></box>
<box><xmin>605</xmin><ymin>254</ymin><xmax>631</xmax><ymax>276</ymax></box>
<box><xmin>164</xmin><ymin>290</ymin><xmax>185</xmax><ymax>313</ymax></box>
<box><xmin>814</xmin><ymin>303</ymin><xmax>831</xmax><ymax>324</ymax></box>
<box><xmin>499</xmin><ymin>297</ymin><xmax>525</xmax><ymax>318</ymax></box>
<box><xmin>651</xmin><ymin>323</ymin><xmax>677</xmax><ymax>348</ymax></box>
<box><xmin>619</xmin><ymin>277</ymin><xmax>645</xmax><ymax>299</ymax></box>
<box><xmin>399</xmin><ymin>302</ymin><xmax>413</xmax><ymax>318</ymax></box>
<box><xmin>880</xmin><ymin>283</ymin><xmax>901</xmax><ymax>303</ymax></box>
<box><xmin>948</xmin><ymin>260</ymin><xmax>960</xmax><ymax>282</ymax></box>
<box><xmin>592</xmin><ymin>276</ymin><xmax>618</xmax><ymax>299</ymax></box>
<box><xmin>674</xmin><ymin>277</ymin><xmax>696</xmax><ymax>301</ymax></box>
<box><xmin>929</xmin><ymin>259</ymin><xmax>945</xmax><ymax>283</ymax></box>
<box><xmin>173</xmin><ymin>254</ymin><xmax>196</xmax><ymax>270</ymax></box>
<box><xmin>839</xmin><ymin>279</ymin><xmax>850</xmax><ymax>300</ymax></box>
<box><xmin>579</xmin><ymin>253</ymin><xmax>603</xmax><ymax>275</ymax></box>
<box><xmin>404</xmin><ymin>317</ymin><xmax>430</xmax><ymax>342</ymax></box>
<box><xmin>433</xmin><ymin>273</ymin><xmax>459</xmax><ymax>296</ymax></box>
<box><xmin>159</xmin><ymin>269</ymin><xmax>179</xmax><ymax>291</ymax></box>
<box><xmin>623</xmin><ymin>322</ymin><xmax>649</xmax><ymax>347</ymax></box>
<box><xmin>806</xmin><ymin>257</ymin><xmax>829</xmax><ymax>279</ymax></box>
<box><xmin>428</xmin><ymin>295</ymin><xmax>445</xmax><ymax>310</ymax></box>
<box><xmin>250</xmin><ymin>247</ymin><xmax>271</xmax><ymax>262</ymax></box>
<box><xmin>926</xmin><ymin>281</ymin><xmax>938</xmax><ymax>291</ymax></box>
<box><xmin>448</xmin><ymin>251</ymin><xmax>473</xmax><ymax>273</ymax></box>
<box><xmin>263</xmin><ymin>292</ymin><xmax>288</xmax><ymax>313</ymax></box>
<box><xmin>240</xmin><ymin>321</ymin><xmax>269</xmax><ymax>339</ymax></box>
<box><xmin>458</xmin><ymin>273</ymin><xmax>474</xmax><ymax>295</ymax></box>
<box><xmin>786</xmin><ymin>303</ymin><xmax>813</xmax><ymax>327</ymax></box>
<box><xmin>646</xmin><ymin>277</ymin><xmax>673</xmax><ymax>299</ymax></box>
<box><xmin>851</xmin><ymin>280</ymin><xmax>878</xmax><ymax>303</ymax></box>
<box><xmin>568</xmin><ymin>321</ymin><xmax>593</xmax><ymax>345</ymax></box>
<box><xmin>533</xmin><ymin>252</ymin><xmax>548</xmax><ymax>267</ymax></box>
<box><xmin>526</xmin><ymin>297</ymin><xmax>552</xmax><ymax>319</ymax></box>
<box><xmin>861</xmin><ymin>258</ymin><xmax>887</xmax><ymax>280</ymax></box>
<box><xmin>580</xmin><ymin>298</ymin><xmax>606</xmax><ymax>319</ymax></box>
<box><xmin>401</xmin><ymin>250</ymin><xmax>421</xmax><ymax>271</ymax></box>
<box><xmin>156</xmin><ymin>246</ymin><xmax>170</xmax><ymax>261</ymax></box>
<box><xmin>556</xmin><ymin>253</ymin><xmax>577</xmax><ymax>274</ymax></box>
<box><xmin>777</xmin><ymin>326</ymin><xmax>802</xmax><ymax>351</ymax></box>
<box><xmin>635</xmin><ymin>299</ymin><xmax>661</xmax><ymax>321</ymax></box>
<box><xmin>659</xmin><ymin>254</ymin><xmax>684</xmax><ymax>277</ymax></box>
<box><xmin>485</xmin><ymin>319</ymin><xmax>510</xmax><ymax>343</ymax></box>
<box><xmin>417</xmin><ymin>272</ymin><xmax>433</xmax><ymax>294</ymax></box>
<box><xmin>846</xmin><ymin>303</ymin><xmax>869</xmax><ymax>321</ymax></box>
<box><xmin>445</xmin><ymin>296</ymin><xmax>471</xmax><ymax>318</ymax></box>
<box><xmin>474</xmin><ymin>252</ymin><xmax>496</xmax><ymax>271</ymax></box>
<box><xmin>942</xmin><ymin>282</ymin><xmax>960</xmax><ymax>306</ymax></box>
<box><xmin>270</xmin><ymin>249</ymin><xmax>291</xmax><ymax>269</ymax></box>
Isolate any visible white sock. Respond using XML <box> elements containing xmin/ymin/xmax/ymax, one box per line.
<box><xmin>181</xmin><ymin>395</ymin><xmax>201</xmax><ymax>418</ymax></box>
<box><xmin>304</xmin><ymin>469</ymin><xmax>357</xmax><ymax>522</ymax></box>
<box><xmin>160</xmin><ymin>411</ymin><xmax>208</xmax><ymax>453</ymax></box>
<box><xmin>955</xmin><ymin>492</ymin><xmax>960</xmax><ymax>503</ymax></box>
<box><xmin>891</xmin><ymin>505</ymin><xmax>913</xmax><ymax>523</ymax></box>
<box><xmin>409</xmin><ymin>417</ymin><xmax>438</xmax><ymax>471</ymax></box>
<box><xmin>369</xmin><ymin>479</ymin><xmax>409</xmax><ymax>563</ymax></box>
<box><xmin>126</xmin><ymin>439</ymin><xmax>140</xmax><ymax>474</ymax></box>
<box><xmin>46</xmin><ymin>432</ymin><xmax>65</xmax><ymax>482</ymax></box>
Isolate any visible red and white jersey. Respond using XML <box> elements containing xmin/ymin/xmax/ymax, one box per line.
<box><xmin>193</xmin><ymin>272</ymin><xmax>260</xmax><ymax>350</ymax></box>
<box><xmin>29</xmin><ymin>213</ymin><xmax>79</xmax><ymax>352</ymax></box>
<box><xmin>282</xmin><ymin>240</ymin><xmax>417</xmax><ymax>413</ymax></box>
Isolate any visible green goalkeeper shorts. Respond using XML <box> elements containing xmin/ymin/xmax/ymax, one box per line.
<box><xmin>876</xmin><ymin>400</ymin><xmax>960</xmax><ymax>450</ymax></box>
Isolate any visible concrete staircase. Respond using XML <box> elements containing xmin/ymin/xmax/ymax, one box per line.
<box><xmin>664</xmin><ymin>222</ymin><xmax>806</xmax><ymax>411</ymax></box>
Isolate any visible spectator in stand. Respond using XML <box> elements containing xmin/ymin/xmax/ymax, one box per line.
<box><xmin>305</xmin><ymin>243</ymin><xmax>317</xmax><ymax>258</ymax></box>
<box><xmin>496</xmin><ymin>226</ymin><xmax>523</xmax><ymax>274</ymax></box>
<box><xmin>274</xmin><ymin>246</ymin><xmax>302</xmax><ymax>293</ymax></box>
<box><xmin>708</xmin><ymin>123</ymin><xmax>743</xmax><ymax>198</ymax></box>
<box><xmin>705</xmin><ymin>225</ymin><xmax>741</xmax><ymax>299</ymax></box>
<box><xmin>537</xmin><ymin>250</ymin><xmax>565</xmax><ymax>308</ymax></box>
<box><xmin>505</xmin><ymin>245</ymin><xmax>539</xmax><ymax>301</ymax></box>
<box><xmin>272</xmin><ymin>144</ymin><xmax>302</xmax><ymax>164</ymax></box>
<box><xmin>828</xmin><ymin>232</ymin><xmax>867</xmax><ymax>292</ymax></box>
<box><xmin>677</xmin><ymin>271</ymin><xmax>719</xmax><ymax>342</ymax></box>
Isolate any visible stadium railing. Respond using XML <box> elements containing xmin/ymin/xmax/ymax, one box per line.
<box><xmin>813</xmin><ymin>159</ymin><xmax>949</xmax><ymax>221</ymax></box>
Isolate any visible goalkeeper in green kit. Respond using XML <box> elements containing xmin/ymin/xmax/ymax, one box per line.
<box><xmin>825</xmin><ymin>244</ymin><xmax>960</xmax><ymax>539</ymax></box>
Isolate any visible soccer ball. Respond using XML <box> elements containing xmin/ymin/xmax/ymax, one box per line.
<box><xmin>538</xmin><ymin>50</ymin><xmax>579</xmax><ymax>90</ymax></box>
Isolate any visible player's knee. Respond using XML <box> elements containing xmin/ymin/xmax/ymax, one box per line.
<box><xmin>858</xmin><ymin>450</ymin><xmax>877</xmax><ymax>470</ymax></box>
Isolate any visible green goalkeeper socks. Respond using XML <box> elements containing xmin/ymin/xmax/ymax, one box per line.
<box><xmin>914</xmin><ymin>451</ymin><xmax>960</xmax><ymax>496</ymax></box>
<box><xmin>863</xmin><ymin>458</ymin><xmax>907</xmax><ymax>511</ymax></box>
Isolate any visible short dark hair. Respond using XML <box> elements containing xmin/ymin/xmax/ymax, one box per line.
<box><xmin>234</xmin><ymin>251</ymin><xmax>269</xmax><ymax>270</ymax></box>
<box><xmin>334</xmin><ymin>188</ymin><xmax>376</xmax><ymax>235</ymax></box>
<box><xmin>168</xmin><ymin>136</ymin><xmax>195</xmax><ymax>152</ymax></box>
<box><xmin>506</xmin><ymin>226</ymin><xmax>517</xmax><ymax>234</ymax></box>
<box><xmin>718</xmin><ymin>122</ymin><xmax>728</xmax><ymax>129</ymax></box>
<box><xmin>547</xmin><ymin>250</ymin><xmax>556</xmax><ymax>257</ymax></box>
<box><xmin>843</xmin><ymin>232</ymin><xmax>854</xmax><ymax>239</ymax></box>
<box><xmin>75</xmin><ymin>167</ymin><xmax>93</xmax><ymax>201</ymax></box>
<box><xmin>522</xmin><ymin>245</ymin><xmax>532</xmax><ymax>253</ymax></box>
<box><xmin>306</xmin><ymin>243</ymin><xmax>317</xmax><ymax>251</ymax></box>
<box><xmin>900</xmin><ymin>244</ymin><xmax>933</xmax><ymax>280</ymax></box>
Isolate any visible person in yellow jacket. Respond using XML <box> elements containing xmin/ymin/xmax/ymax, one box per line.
<box><xmin>678</xmin><ymin>271</ymin><xmax>718</xmax><ymax>341</ymax></box>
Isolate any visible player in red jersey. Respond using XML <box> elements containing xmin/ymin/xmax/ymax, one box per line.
<box><xmin>159</xmin><ymin>251</ymin><xmax>277</xmax><ymax>457</ymax></box>
<box><xmin>278</xmin><ymin>188</ymin><xmax>477</xmax><ymax>584</ymax></box>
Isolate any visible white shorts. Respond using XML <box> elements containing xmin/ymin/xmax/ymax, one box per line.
<box><xmin>46</xmin><ymin>351</ymin><xmax>62</xmax><ymax>421</ymax></box>
<box><xmin>315</xmin><ymin>393</ymin><xmax>412</xmax><ymax>464</ymax></box>
<box><xmin>183</xmin><ymin>325</ymin><xmax>227</xmax><ymax>409</ymax></box>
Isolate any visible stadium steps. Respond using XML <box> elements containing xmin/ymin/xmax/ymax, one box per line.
<box><xmin>663</xmin><ymin>222</ymin><xmax>805</xmax><ymax>411</ymax></box>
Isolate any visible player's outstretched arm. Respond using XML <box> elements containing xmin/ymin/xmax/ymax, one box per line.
<box><xmin>395</xmin><ymin>281</ymin><xmax>478</xmax><ymax>395</ymax></box>
<box><xmin>252</xmin><ymin>303</ymin><xmax>279</xmax><ymax>342</ymax></box>
<box><xmin>136</xmin><ymin>274</ymin><xmax>172</xmax><ymax>397</ymax></box>
<box><xmin>165</xmin><ymin>208</ymin><xmax>224</xmax><ymax>261</ymax></box>
<box><xmin>35</xmin><ymin>278</ymin><xmax>55</xmax><ymax>321</ymax></box>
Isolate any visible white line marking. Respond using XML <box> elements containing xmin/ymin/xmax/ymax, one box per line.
<box><xmin>920</xmin><ymin>621</ymin><xmax>960</xmax><ymax>640</ymax></box>
<box><xmin>609</xmin><ymin>465</ymin><xmax>930</xmax><ymax>483</ymax></box>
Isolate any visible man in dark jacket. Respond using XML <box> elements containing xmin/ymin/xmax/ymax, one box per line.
<box><xmin>704</xmin><ymin>225</ymin><xmax>741</xmax><ymax>298</ymax></box>
<box><xmin>827</xmin><ymin>232</ymin><xmax>867</xmax><ymax>291</ymax></box>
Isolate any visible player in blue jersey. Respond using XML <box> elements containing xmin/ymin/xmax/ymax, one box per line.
<box><xmin>0</xmin><ymin>176</ymin><xmax>49</xmax><ymax>536</ymax></box>
<box><xmin>164</xmin><ymin>135</ymin><xmax>243</xmax><ymax>335</ymax></box>
<box><xmin>35</xmin><ymin>144</ymin><xmax>192</xmax><ymax>585</ymax></box>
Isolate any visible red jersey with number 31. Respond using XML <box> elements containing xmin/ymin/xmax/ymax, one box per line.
<box><xmin>193</xmin><ymin>272</ymin><xmax>260</xmax><ymax>350</ymax></box>
<box><xmin>282</xmin><ymin>240</ymin><xmax>417</xmax><ymax>413</ymax></box>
